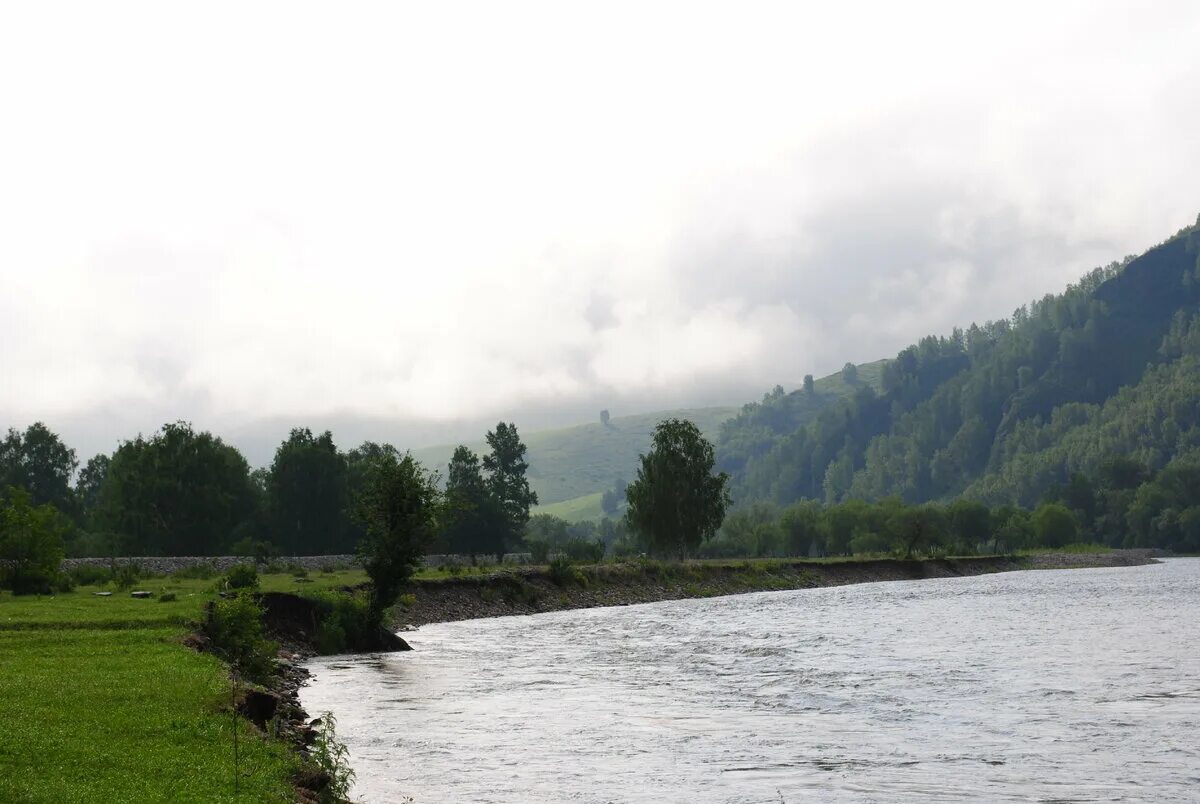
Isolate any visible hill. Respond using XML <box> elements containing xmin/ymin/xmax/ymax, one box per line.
<box><xmin>413</xmin><ymin>407</ymin><xmax>738</xmax><ymax>509</ymax></box>
<box><xmin>721</xmin><ymin>216</ymin><xmax>1200</xmax><ymax>512</ymax></box>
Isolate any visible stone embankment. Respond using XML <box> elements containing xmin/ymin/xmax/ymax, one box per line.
<box><xmin>61</xmin><ymin>552</ymin><xmax>537</xmax><ymax>574</ymax></box>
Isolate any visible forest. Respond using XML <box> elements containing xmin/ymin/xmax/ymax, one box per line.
<box><xmin>716</xmin><ymin>216</ymin><xmax>1200</xmax><ymax>552</ymax></box>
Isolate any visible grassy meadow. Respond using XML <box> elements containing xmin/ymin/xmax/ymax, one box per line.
<box><xmin>0</xmin><ymin>569</ymin><xmax>365</xmax><ymax>803</ymax></box>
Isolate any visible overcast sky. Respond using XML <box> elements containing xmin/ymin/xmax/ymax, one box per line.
<box><xmin>2</xmin><ymin>1</ymin><xmax>1199</xmax><ymax>462</ymax></box>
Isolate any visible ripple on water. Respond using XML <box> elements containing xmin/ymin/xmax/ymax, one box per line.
<box><xmin>302</xmin><ymin>559</ymin><xmax>1200</xmax><ymax>804</ymax></box>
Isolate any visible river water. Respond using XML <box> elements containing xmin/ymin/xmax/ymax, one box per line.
<box><xmin>301</xmin><ymin>560</ymin><xmax>1200</xmax><ymax>803</ymax></box>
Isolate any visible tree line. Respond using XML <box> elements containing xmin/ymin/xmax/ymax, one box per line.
<box><xmin>0</xmin><ymin>420</ymin><xmax>538</xmax><ymax>560</ymax></box>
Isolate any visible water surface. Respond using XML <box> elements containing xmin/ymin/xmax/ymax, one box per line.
<box><xmin>302</xmin><ymin>560</ymin><xmax>1200</xmax><ymax>802</ymax></box>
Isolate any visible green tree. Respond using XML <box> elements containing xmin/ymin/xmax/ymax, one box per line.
<box><xmin>888</xmin><ymin>503</ymin><xmax>948</xmax><ymax>558</ymax></box>
<box><xmin>74</xmin><ymin>454</ymin><xmax>110</xmax><ymax>525</ymax></box>
<box><xmin>947</xmin><ymin>499</ymin><xmax>991</xmax><ymax>551</ymax></box>
<box><xmin>624</xmin><ymin>418</ymin><xmax>731</xmax><ymax>560</ymax></box>
<box><xmin>355</xmin><ymin>452</ymin><xmax>440</xmax><ymax>619</ymax></box>
<box><xmin>443</xmin><ymin>445</ymin><xmax>506</xmax><ymax>557</ymax></box>
<box><xmin>1032</xmin><ymin>503</ymin><xmax>1078</xmax><ymax>548</ymax></box>
<box><xmin>482</xmin><ymin>423</ymin><xmax>538</xmax><ymax>543</ymax></box>
<box><xmin>267</xmin><ymin>429</ymin><xmax>349</xmax><ymax>555</ymax></box>
<box><xmin>0</xmin><ymin>487</ymin><xmax>71</xmax><ymax>594</ymax></box>
<box><xmin>803</xmin><ymin>374</ymin><xmax>815</xmax><ymax>394</ymax></box>
<box><xmin>94</xmin><ymin>423</ymin><xmax>256</xmax><ymax>556</ymax></box>
<box><xmin>0</xmin><ymin>423</ymin><xmax>78</xmax><ymax>513</ymax></box>
<box><xmin>779</xmin><ymin>500</ymin><xmax>823</xmax><ymax>555</ymax></box>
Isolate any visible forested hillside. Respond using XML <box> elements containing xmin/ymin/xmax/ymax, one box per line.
<box><xmin>722</xmin><ymin>218</ymin><xmax>1200</xmax><ymax>523</ymax></box>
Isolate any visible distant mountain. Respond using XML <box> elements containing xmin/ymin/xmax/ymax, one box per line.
<box><xmin>721</xmin><ymin>216</ymin><xmax>1200</xmax><ymax>508</ymax></box>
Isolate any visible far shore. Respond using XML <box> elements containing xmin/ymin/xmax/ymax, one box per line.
<box><xmin>388</xmin><ymin>550</ymin><xmax>1164</xmax><ymax>631</ymax></box>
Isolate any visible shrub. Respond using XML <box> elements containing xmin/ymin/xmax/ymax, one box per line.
<box><xmin>110</xmin><ymin>562</ymin><xmax>143</xmax><ymax>591</ymax></box>
<box><xmin>310</xmin><ymin>712</ymin><xmax>355</xmax><ymax>804</ymax></box>
<box><xmin>528</xmin><ymin>540</ymin><xmax>551</xmax><ymax>564</ymax></box>
<box><xmin>447</xmin><ymin>564</ymin><xmax>463</xmax><ymax>577</ymax></box>
<box><xmin>172</xmin><ymin>562</ymin><xmax>217</xmax><ymax>580</ymax></box>
<box><xmin>0</xmin><ymin>487</ymin><xmax>69</xmax><ymax>595</ymax></box>
<box><xmin>308</xmin><ymin>591</ymin><xmax>377</xmax><ymax>655</ymax></box>
<box><xmin>66</xmin><ymin>564</ymin><xmax>113</xmax><ymax>586</ymax></box>
<box><xmin>223</xmin><ymin>563</ymin><xmax>259</xmax><ymax>591</ymax></box>
<box><xmin>563</xmin><ymin>537</ymin><xmax>605</xmax><ymax>563</ymax></box>
<box><xmin>547</xmin><ymin>557</ymin><xmax>586</xmax><ymax>588</ymax></box>
<box><xmin>158</xmin><ymin>592</ymin><xmax>178</xmax><ymax>603</ymax></box>
<box><xmin>396</xmin><ymin>593</ymin><xmax>416</xmax><ymax>609</ymax></box>
<box><xmin>204</xmin><ymin>593</ymin><xmax>277</xmax><ymax>682</ymax></box>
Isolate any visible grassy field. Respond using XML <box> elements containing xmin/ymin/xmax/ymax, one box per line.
<box><xmin>0</xmin><ymin>570</ymin><xmax>366</xmax><ymax>803</ymax></box>
<box><xmin>413</xmin><ymin>406</ymin><xmax>738</xmax><ymax>506</ymax></box>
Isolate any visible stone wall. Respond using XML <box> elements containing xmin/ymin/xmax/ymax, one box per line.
<box><xmin>59</xmin><ymin>552</ymin><xmax>536</xmax><ymax>574</ymax></box>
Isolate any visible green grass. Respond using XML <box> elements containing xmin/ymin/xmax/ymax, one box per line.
<box><xmin>535</xmin><ymin>491</ymin><xmax>607</xmax><ymax>523</ymax></box>
<box><xmin>0</xmin><ymin>570</ymin><xmax>384</xmax><ymax>802</ymax></box>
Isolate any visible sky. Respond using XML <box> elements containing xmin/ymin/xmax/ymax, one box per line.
<box><xmin>2</xmin><ymin>0</ymin><xmax>1199</xmax><ymax>463</ymax></box>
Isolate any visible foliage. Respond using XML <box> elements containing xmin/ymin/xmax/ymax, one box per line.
<box><xmin>483</xmin><ymin>422</ymin><xmax>539</xmax><ymax>540</ymax></box>
<box><xmin>625</xmin><ymin>418</ymin><xmax>732</xmax><ymax>560</ymax></box>
<box><xmin>310</xmin><ymin>712</ymin><xmax>356</xmax><ymax>804</ymax></box>
<box><xmin>93</xmin><ymin>422</ymin><xmax>258</xmax><ymax>556</ymax></box>
<box><xmin>355</xmin><ymin>452</ymin><xmax>440</xmax><ymax>618</ymax></box>
<box><xmin>547</xmin><ymin>556</ymin><xmax>587</xmax><ymax>587</ymax></box>
<box><xmin>172</xmin><ymin>562</ymin><xmax>218</xmax><ymax>580</ymax></box>
<box><xmin>442</xmin><ymin>445</ymin><xmax>507</xmax><ymax>557</ymax></box>
<box><xmin>222</xmin><ymin>563</ymin><xmax>259</xmax><ymax>591</ymax></box>
<box><xmin>309</xmin><ymin>590</ymin><xmax>375</xmax><ymax>655</ymax></box>
<box><xmin>0</xmin><ymin>487</ymin><xmax>71</xmax><ymax>595</ymax></box>
<box><xmin>267</xmin><ymin>428</ymin><xmax>350</xmax><ymax>555</ymax></box>
<box><xmin>110</xmin><ymin>561</ymin><xmax>144</xmax><ymax>591</ymax></box>
<box><xmin>0</xmin><ymin>422</ymin><xmax>79</xmax><ymax>515</ymax></box>
<box><xmin>203</xmin><ymin>593</ymin><xmax>277</xmax><ymax>682</ymax></box>
<box><xmin>721</xmin><ymin>222</ymin><xmax>1200</xmax><ymax>514</ymax></box>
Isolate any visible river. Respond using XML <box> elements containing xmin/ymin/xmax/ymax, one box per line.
<box><xmin>300</xmin><ymin>559</ymin><xmax>1200</xmax><ymax>802</ymax></box>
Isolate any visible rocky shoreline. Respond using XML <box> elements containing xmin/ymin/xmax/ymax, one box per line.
<box><xmin>389</xmin><ymin>550</ymin><xmax>1164</xmax><ymax>630</ymax></box>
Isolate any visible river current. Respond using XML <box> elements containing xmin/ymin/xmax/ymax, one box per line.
<box><xmin>301</xmin><ymin>559</ymin><xmax>1200</xmax><ymax>802</ymax></box>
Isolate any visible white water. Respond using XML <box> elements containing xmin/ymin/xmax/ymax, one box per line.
<box><xmin>302</xmin><ymin>560</ymin><xmax>1200</xmax><ymax>802</ymax></box>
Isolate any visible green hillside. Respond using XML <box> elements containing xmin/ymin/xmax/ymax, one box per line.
<box><xmin>721</xmin><ymin>216</ymin><xmax>1200</xmax><ymax>517</ymax></box>
<box><xmin>413</xmin><ymin>407</ymin><xmax>738</xmax><ymax>507</ymax></box>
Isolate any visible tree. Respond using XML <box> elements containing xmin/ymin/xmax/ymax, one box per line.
<box><xmin>0</xmin><ymin>423</ymin><xmax>78</xmax><ymax>514</ymax></box>
<box><xmin>803</xmin><ymin>374</ymin><xmax>815</xmax><ymax>394</ymax></box>
<box><xmin>74</xmin><ymin>454</ymin><xmax>110</xmax><ymax>525</ymax></box>
<box><xmin>624</xmin><ymin>418</ymin><xmax>731</xmax><ymax>560</ymax></box>
<box><xmin>443</xmin><ymin>446</ymin><xmax>507</xmax><ymax>557</ymax></box>
<box><xmin>94</xmin><ymin>422</ymin><xmax>257</xmax><ymax>556</ymax></box>
<box><xmin>779</xmin><ymin>500</ymin><xmax>823</xmax><ymax>555</ymax></box>
<box><xmin>947</xmin><ymin>499</ymin><xmax>991</xmax><ymax>551</ymax></box>
<box><xmin>1032</xmin><ymin>503</ymin><xmax>1078</xmax><ymax>548</ymax></box>
<box><xmin>482</xmin><ymin>423</ymin><xmax>538</xmax><ymax>544</ymax></box>
<box><xmin>600</xmin><ymin>410</ymin><xmax>612</xmax><ymax>428</ymax></box>
<box><xmin>355</xmin><ymin>452</ymin><xmax>440</xmax><ymax>619</ymax></box>
<box><xmin>0</xmin><ymin>487</ymin><xmax>71</xmax><ymax>594</ymax></box>
<box><xmin>267</xmin><ymin>429</ymin><xmax>349</xmax><ymax>555</ymax></box>
<box><xmin>888</xmin><ymin>503</ymin><xmax>948</xmax><ymax>558</ymax></box>
<box><xmin>841</xmin><ymin>362</ymin><xmax>859</xmax><ymax>384</ymax></box>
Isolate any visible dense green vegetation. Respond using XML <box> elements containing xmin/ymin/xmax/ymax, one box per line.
<box><xmin>717</xmin><ymin>216</ymin><xmax>1200</xmax><ymax>552</ymax></box>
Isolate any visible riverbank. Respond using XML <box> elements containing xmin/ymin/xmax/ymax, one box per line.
<box><xmin>390</xmin><ymin>550</ymin><xmax>1162</xmax><ymax>629</ymax></box>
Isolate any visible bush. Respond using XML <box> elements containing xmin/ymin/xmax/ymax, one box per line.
<box><xmin>528</xmin><ymin>540</ymin><xmax>551</xmax><ymax>564</ymax></box>
<box><xmin>158</xmin><ymin>592</ymin><xmax>178</xmax><ymax>603</ymax></box>
<box><xmin>310</xmin><ymin>712</ymin><xmax>355</xmax><ymax>804</ymax></box>
<box><xmin>66</xmin><ymin>564</ymin><xmax>114</xmax><ymax>587</ymax></box>
<box><xmin>223</xmin><ymin>563</ymin><xmax>259</xmax><ymax>591</ymax></box>
<box><xmin>172</xmin><ymin>562</ymin><xmax>217</xmax><ymax>580</ymax></box>
<box><xmin>204</xmin><ymin>593</ymin><xmax>277</xmax><ymax>682</ymax></box>
<box><xmin>0</xmin><ymin>487</ymin><xmax>69</xmax><ymax>595</ymax></box>
<box><xmin>308</xmin><ymin>591</ymin><xmax>377</xmax><ymax>655</ymax></box>
<box><xmin>562</xmin><ymin>537</ymin><xmax>605</xmax><ymax>563</ymax></box>
<box><xmin>111</xmin><ymin>562</ymin><xmax>143</xmax><ymax>591</ymax></box>
<box><xmin>396</xmin><ymin>593</ymin><xmax>416</xmax><ymax>609</ymax></box>
<box><xmin>547</xmin><ymin>557</ymin><xmax>587</xmax><ymax>588</ymax></box>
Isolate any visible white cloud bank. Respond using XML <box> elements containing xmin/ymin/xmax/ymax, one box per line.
<box><xmin>1</xmin><ymin>0</ymin><xmax>1199</xmax><ymax>458</ymax></box>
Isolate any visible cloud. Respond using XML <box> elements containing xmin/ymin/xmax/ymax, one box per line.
<box><xmin>1</xmin><ymin>0</ymin><xmax>1199</xmax><ymax>462</ymax></box>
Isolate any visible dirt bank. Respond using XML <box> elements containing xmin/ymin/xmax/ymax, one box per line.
<box><xmin>390</xmin><ymin>551</ymin><xmax>1162</xmax><ymax>630</ymax></box>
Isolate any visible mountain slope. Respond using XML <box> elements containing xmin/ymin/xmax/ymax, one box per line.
<box><xmin>722</xmin><ymin>217</ymin><xmax>1200</xmax><ymax>507</ymax></box>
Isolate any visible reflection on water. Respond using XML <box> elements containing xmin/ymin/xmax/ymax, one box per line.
<box><xmin>301</xmin><ymin>560</ymin><xmax>1200</xmax><ymax>803</ymax></box>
